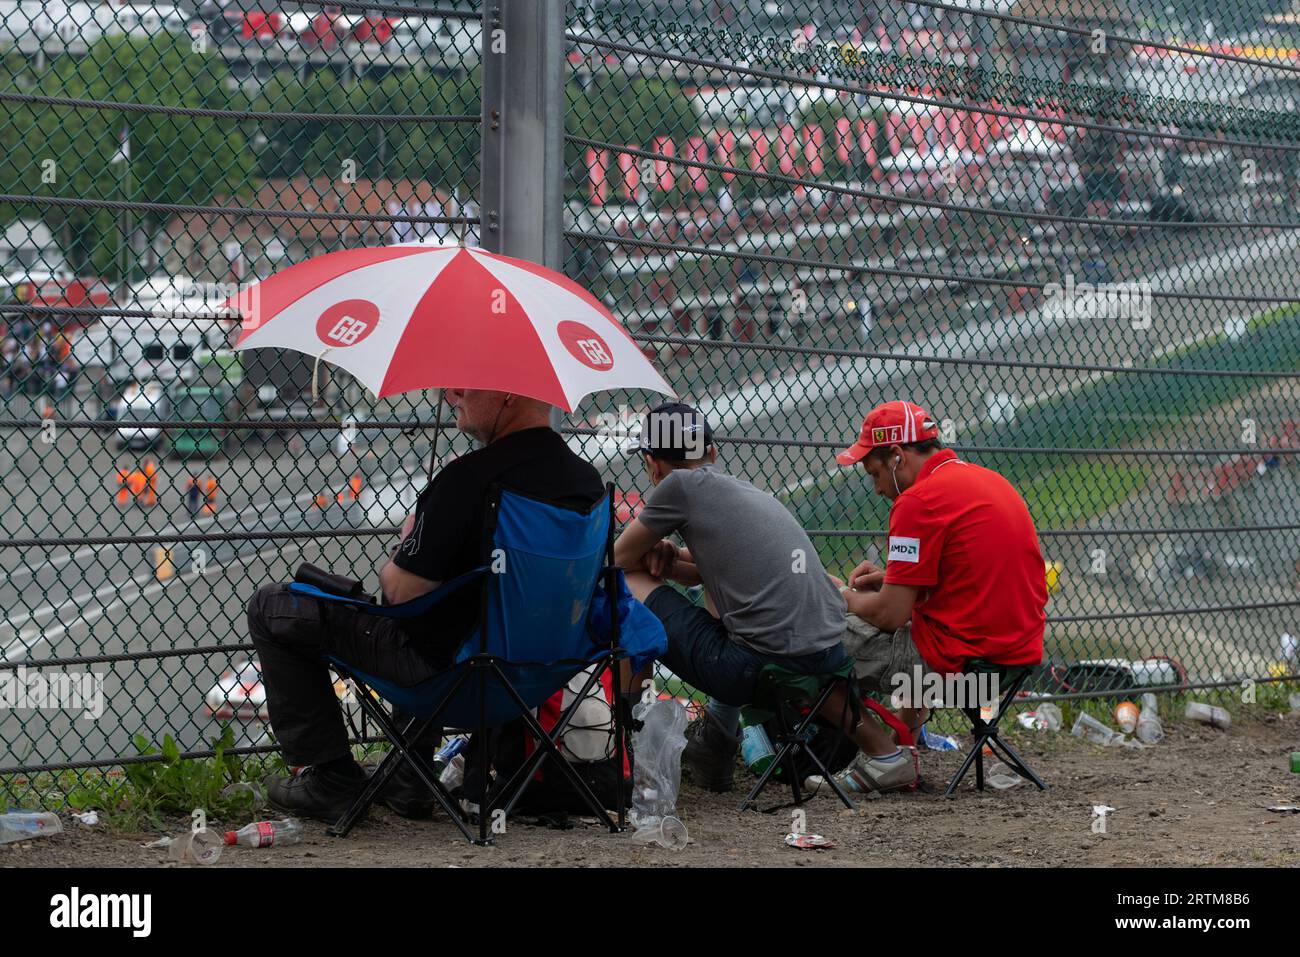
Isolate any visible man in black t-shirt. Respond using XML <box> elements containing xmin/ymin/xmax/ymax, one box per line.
<box><xmin>248</xmin><ymin>389</ymin><xmax>604</xmax><ymax>824</ymax></box>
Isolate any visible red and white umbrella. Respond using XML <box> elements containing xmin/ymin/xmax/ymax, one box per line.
<box><xmin>225</xmin><ymin>244</ymin><xmax>674</xmax><ymax>412</ymax></box>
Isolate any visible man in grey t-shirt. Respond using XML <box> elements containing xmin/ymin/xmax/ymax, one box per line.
<box><xmin>614</xmin><ymin>403</ymin><xmax>910</xmax><ymax>792</ymax></box>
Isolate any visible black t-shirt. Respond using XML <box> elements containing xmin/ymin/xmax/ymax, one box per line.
<box><xmin>391</xmin><ymin>427</ymin><xmax>605</xmax><ymax>653</ymax></box>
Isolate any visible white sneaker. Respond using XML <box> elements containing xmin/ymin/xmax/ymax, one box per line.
<box><xmin>836</xmin><ymin>749</ymin><xmax>917</xmax><ymax>793</ymax></box>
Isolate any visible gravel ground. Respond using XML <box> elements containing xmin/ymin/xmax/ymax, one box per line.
<box><xmin>8</xmin><ymin>708</ymin><xmax>1299</xmax><ymax>868</ymax></box>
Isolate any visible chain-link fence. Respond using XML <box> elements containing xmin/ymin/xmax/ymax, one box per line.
<box><xmin>3</xmin><ymin>0</ymin><xmax>1300</xmax><ymax>803</ymax></box>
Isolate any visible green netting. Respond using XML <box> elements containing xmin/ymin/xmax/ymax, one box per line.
<box><xmin>3</xmin><ymin>0</ymin><xmax>1299</xmax><ymax>806</ymax></box>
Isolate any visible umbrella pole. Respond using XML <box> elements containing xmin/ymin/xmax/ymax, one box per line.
<box><xmin>427</xmin><ymin>389</ymin><xmax>444</xmax><ymax>484</ymax></box>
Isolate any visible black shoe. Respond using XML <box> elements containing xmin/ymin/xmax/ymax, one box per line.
<box><xmin>375</xmin><ymin>760</ymin><xmax>436</xmax><ymax>820</ymax></box>
<box><xmin>682</xmin><ymin>710</ymin><xmax>741</xmax><ymax>793</ymax></box>
<box><xmin>265</xmin><ymin>765</ymin><xmax>366</xmax><ymax>825</ymax></box>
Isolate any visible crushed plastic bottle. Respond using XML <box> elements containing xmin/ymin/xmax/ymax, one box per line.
<box><xmin>1135</xmin><ymin>693</ymin><xmax>1164</xmax><ymax>744</ymax></box>
<box><xmin>223</xmin><ymin>818</ymin><xmax>303</xmax><ymax>848</ymax></box>
<box><xmin>628</xmin><ymin>697</ymin><xmax>689</xmax><ymax>850</ymax></box>
<box><xmin>1017</xmin><ymin>702</ymin><xmax>1063</xmax><ymax>732</ymax></box>
<box><xmin>0</xmin><ymin>811</ymin><xmax>63</xmax><ymax>844</ymax></box>
<box><xmin>917</xmin><ymin>725</ymin><xmax>960</xmax><ymax>751</ymax></box>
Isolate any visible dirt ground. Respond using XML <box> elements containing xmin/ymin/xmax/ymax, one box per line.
<box><xmin>8</xmin><ymin>709</ymin><xmax>1299</xmax><ymax>868</ymax></box>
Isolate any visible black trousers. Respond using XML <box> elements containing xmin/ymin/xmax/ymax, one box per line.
<box><xmin>246</xmin><ymin>582</ymin><xmax>449</xmax><ymax>767</ymax></box>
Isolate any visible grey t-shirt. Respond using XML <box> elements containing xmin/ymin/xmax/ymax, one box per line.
<box><xmin>637</xmin><ymin>465</ymin><xmax>846</xmax><ymax>657</ymax></box>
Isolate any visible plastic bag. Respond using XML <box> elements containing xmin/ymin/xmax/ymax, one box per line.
<box><xmin>628</xmin><ymin>697</ymin><xmax>688</xmax><ymax>850</ymax></box>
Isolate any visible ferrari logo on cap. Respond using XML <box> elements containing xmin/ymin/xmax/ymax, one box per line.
<box><xmin>871</xmin><ymin>425</ymin><xmax>903</xmax><ymax>444</ymax></box>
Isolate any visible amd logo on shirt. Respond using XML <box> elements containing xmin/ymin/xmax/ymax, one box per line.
<box><xmin>888</xmin><ymin>536</ymin><xmax>921</xmax><ymax>563</ymax></box>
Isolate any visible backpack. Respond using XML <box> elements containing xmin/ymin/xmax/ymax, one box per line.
<box><xmin>473</xmin><ymin>665</ymin><xmax>631</xmax><ymax>816</ymax></box>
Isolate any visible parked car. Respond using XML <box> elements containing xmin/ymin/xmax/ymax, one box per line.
<box><xmin>111</xmin><ymin>379</ymin><xmax>170</xmax><ymax>451</ymax></box>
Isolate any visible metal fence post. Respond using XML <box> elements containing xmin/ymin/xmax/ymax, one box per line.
<box><xmin>480</xmin><ymin>0</ymin><xmax>566</xmax><ymax>270</ymax></box>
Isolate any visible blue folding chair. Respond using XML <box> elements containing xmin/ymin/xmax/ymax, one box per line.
<box><xmin>287</xmin><ymin>482</ymin><xmax>664</xmax><ymax>845</ymax></box>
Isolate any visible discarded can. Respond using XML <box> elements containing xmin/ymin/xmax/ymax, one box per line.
<box><xmin>741</xmin><ymin>724</ymin><xmax>776</xmax><ymax>775</ymax></box>
<box><xmin>434</xmin><ymin>737</ymin><xmax>469</xmax><ymax>774</ymax></box>
<box><xmin>1290</xmin><ymin>752</ymin><xmax>1299</xmax><ymax>773</ymax></box>
<box><xmin>784</xmin><ymin>832</ymin><xmax>836</xmax><ymax>849</ymax></box>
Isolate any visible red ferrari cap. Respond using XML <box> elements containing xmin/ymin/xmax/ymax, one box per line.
<box><xmin>836</xmin><ymin>400</ymin><xmax>939</xmax><ymax>466</ymax></box>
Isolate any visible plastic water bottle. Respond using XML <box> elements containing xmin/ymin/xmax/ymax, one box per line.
<box><xmin>222</xmin><ymin>818</ymin><xmax>303</xmax><ymax>847</ymax></box>
<box><xmin>629</xmin><ymin>697</ymin><xmax>689</xmax><ymax>850</ymax></box>
<box><xmin>741</xmin><ymin>724</ymin><xmax>776</xmax><ymax>774</ymax></box>
<box><xmin>1185</xmin><ymin>701</ymin><xmax>1231</xmax><ymax>729</ymax></box>
<box><xmin>917</xmin><ymin>725</ymin><xmax>960</xmax><ymax>750</ymax></box>
<box><xmin>0</xmin><ymin>811</ymin><xmax>63</xmax><ymax>844</ymax></box>
<box><xmin>1135</xmin><ymin>693</ymin><xmax>1164</xmax><ymax>744</ymax></box>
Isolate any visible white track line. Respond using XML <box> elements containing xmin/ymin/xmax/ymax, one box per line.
<box><xmin>2</xmin><ymin>490</ymin><xmax>322</xmax><ymax>658</ymax></box>
<box><xmin>6</xmin><ymin>488</ymin><xmax>317</xmax><ymax>585</ymax></box>
<box><xmin>3</xmin><ymin>540</ymin><xmax>291</xmax><ymax>661</ymax></box>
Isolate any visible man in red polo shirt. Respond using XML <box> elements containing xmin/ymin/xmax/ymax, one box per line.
<box><xmin>834</xmin><ymin>400</ymin><xmax>1046</xmax><ymax>735</ymax></box>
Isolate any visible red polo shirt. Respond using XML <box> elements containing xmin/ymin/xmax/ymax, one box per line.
<box><xmin>883</xmin><ymin>449</ymin><xmax>1046</xmax><ymax>674</ymax></box>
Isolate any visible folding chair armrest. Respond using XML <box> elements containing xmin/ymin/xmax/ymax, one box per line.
<box><xmin>285</xmin><ymin>582</ymin><xmax>377</xmax><ymax>608</ymax></box>
<box><xmin>288</xmin><ymin>565</ymin><xmax>489</xmax><ymax>621</ymax></box>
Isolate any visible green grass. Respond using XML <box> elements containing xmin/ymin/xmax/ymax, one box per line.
<box><xmin>792</xmin><ymin>300</ymin><xmax>1300</xmax><ymax>537</ymax></box>
<box><xmin>1019</xmin><ymin>461</ymin><xmax>1148</xmax><ymax>529</ymax></box>
<box><xmin>0</xmin><ymin>726</ymin><xmax>292</xmax><ymax>834</ymax></box>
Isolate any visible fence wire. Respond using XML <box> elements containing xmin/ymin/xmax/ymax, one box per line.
<box><xmin>3</xmin><ymin>0</ymin><xmax>1300</xmax><ymax>801</ymax></box>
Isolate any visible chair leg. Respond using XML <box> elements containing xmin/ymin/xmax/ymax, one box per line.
<box><xmin>329</xmin><ymin>672</ymin><xmax>474</xmax><ymax>842</ymax></box>
<box><xmin>943</xmin><ymin>741</ymin><xmax>982</xmax><ymax>797</ymax></box>
<box><xmin>799</xmin><ymin>740</ymin><xmax>855</xmax><ymax>810</ymax></box>
<box><xmin>987</xmin><ymin>734</ymin><xmax>1048</xmax><ymax>791</ymax></box>
<box><xmin>493</xmin><ymin>660</ymin><xmax>615</xmax><ymax>825</ymax></box>
<box><xmin>331</xmin><ymin>744</ymin><xmax>400</xmax><ymax>838</ymax></box>
<box><xmin>944</xmin><ymin>669</ymin><xmax>1048</xmax><ymax>797</ymax></box>
<box><xmin>738</xmin><ymin>745</ymin><xmax>787</xmax><ymax>812</ymax></box>
<box><xmin>740</xmin><ymin>678</ymin><xmax>854</xmax><ymax>812</ymax></box>
<box><xmin>476</xmin><ymin>662</ymin><xmax>491</xmax><ymax>846</ymax></box>
<box><xmin>943</xmin><ymin>708</ymin><xmax>990</xmax><ymax>799</ymax></box>
<box><xmin>490</xmin><ymin>662</ymin><xmax>619</xmax><ymax>833</ymax></box>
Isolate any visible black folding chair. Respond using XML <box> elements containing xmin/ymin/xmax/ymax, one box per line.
<box><xmin>737</xmin><ymin>662</ymin><xmax>857</xmax><ymax>813</ymax></box>
<box><xmin>943</xmin><ymin>659</ymin><xmax>1048</xmax><ymax>796</ymax></box>
<box><xmin>289</xmin><ymin>484</ymin><xmax>642</xmax><ymax>844</ymax></box>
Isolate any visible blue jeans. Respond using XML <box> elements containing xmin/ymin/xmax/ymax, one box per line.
<box><xmin>644</xmin><ymin>585</ymin><xmax>848</xmax><ymax>735</ymax></box>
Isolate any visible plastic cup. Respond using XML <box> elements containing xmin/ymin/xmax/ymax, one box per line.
<box><xmin>631</xmin><ymin>815</ymin><xmax>689</xmax><ymax>851</ymax></box>
<box><xmin>167</xmin><ymin>828</ymin><xmax>223</xmax><ymax>865</ymax></box>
